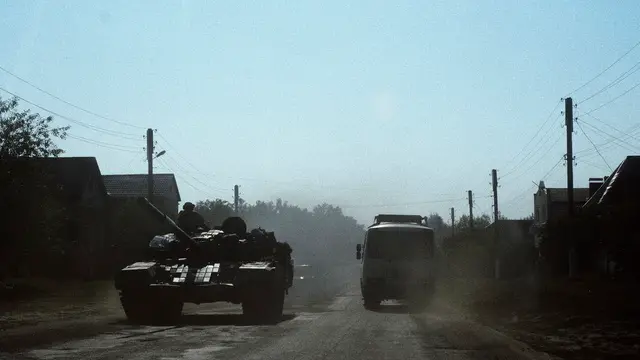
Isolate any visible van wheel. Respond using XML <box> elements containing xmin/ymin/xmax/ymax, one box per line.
<box><xmin>363</xmin><ymin>297</ymin><xmax>380</xmax><ymax>310</ymax></box>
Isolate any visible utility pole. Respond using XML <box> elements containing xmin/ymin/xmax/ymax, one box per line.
<box><xmin>450</xmin><ymin>207</ymin><xmax>455</xmax><ymax>236</ymax></box>
<box><xmin>492</xmin><ymin>169</ymin><xmax>500</xmax><ymax>279</ymax></box>
<box><xmin>233</xmin><ymin>185</ymin><xmax>240</xmax><ymax>215</ymax></box>
<box><xmin>468</xmin><ymin>190</ymin><xmax>474</xmax><ymax>229</ymax></box>
<box><xmin>566</xmin><ymin>97</ymin><xmax>574</xmax><ymax>215</ymax></box>
<box><xmin>565</xmin><ymin>97</ymin><xmax>576</xmax><ymax>278</ymax></box>
<box><xmin>492</xmin><ymin>170</ymin><xmax>499</xmax><ymax>222</ymax></box>
<box><xmin>146</xmin><ymin>128</ymin><xmax>154</xmax><ymax>204</ymax></box>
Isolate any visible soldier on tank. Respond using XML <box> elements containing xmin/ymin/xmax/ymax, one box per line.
<box><xmin>177</xmin><ymin>202</ymin><xmax>207</xmax><ymax>234</ymax></box>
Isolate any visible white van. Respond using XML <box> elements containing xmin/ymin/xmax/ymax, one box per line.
<box><xmin>356</xmin><ymin>214</ymin><xmax>435</xmax><ymax>309</ymax></box>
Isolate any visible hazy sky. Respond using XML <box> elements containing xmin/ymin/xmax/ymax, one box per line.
<box><xmin>2</xmin><ymin>1</ymin><xmax>639</xmax><ymax>225</ymax></box>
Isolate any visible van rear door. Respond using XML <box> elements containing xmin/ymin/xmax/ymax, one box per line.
<box><xmin>363</xmin><ymin>227</ymin><xmax>434</xmax><ymax>282</ymax></box>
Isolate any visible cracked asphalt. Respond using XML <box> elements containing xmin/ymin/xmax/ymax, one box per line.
<box><xmin>0</xmin><ymin>265</ymin><xmax>552</xmax><ymax>360</ymax></box>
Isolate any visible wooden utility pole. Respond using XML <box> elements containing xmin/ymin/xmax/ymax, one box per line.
<box><xmin>450</xmin><ymin>207</ymin><xmax>455</xmax><ymax>236</ymax></box>
<box><xmin>234</xmin><ymin>185</ymin><xmax>240</xmax><ymax>215</ymax></box>
<box><xmin>492</xmin><ymin>169</ymin><xmax>499</xmax><ymax>222</ymax></box>
<box><xmin>565</xmin><ymin>97</ymin><xmax>574</xmax><ymax>215</ymax></box>
<box><xmin>468</xmin><ymin>190</ymin><xmax>474</xmax><ymax>229</ymax></box>
<box><xmin>565</xmin><ymin>97</ymin><xmax>576</xmax><ymax>278</ymax></box>
<box><xmin>492</xmin><ymin>169</ymin><xmax>500</xmax><ymax>279</ymax></box>
<box><xmin>147</xmin><ymin>128</ymin><xmax>154</xmax><ymax>204</ymax></box>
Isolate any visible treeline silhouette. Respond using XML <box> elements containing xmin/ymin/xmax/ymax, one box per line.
<box><xmin>195</xmin><ymin>198</ymin><xmax>366</xmax><ymax>266</ymax></box>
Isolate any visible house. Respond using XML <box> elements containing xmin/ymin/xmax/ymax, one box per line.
<box><xmin>582</xmin><ymin>156</ymin><xmax>640</xmax><ymax>276</ymax></box>
<box><xmin>102</xmin><ymin>173</ymin><xmax>181</xmax><ymax>218</ymax></box>
<box><xmin>102</xmin><ymin>173</ymin><xmax>181</xmax><ymax>269</ymax></box>
<box><xmin>533</xmin><ymin>181</ymin><xmax>590</xmax><ymax>225</ymax></box>
<box><xmin>0</xmin><ymin>157</ymin><xmax>109</xmax><ymax>279</ymax></box>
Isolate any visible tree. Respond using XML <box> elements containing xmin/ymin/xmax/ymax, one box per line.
<box><xmin>521</xmin><ymin>213</ymin><xmax>534</xmax><ymax>221</ymax></box>
<box><xmin>192</xmin><ymin>197</ymin><xmax>365</xmax><ymax>267</ymax></box>
<box><xmin>195</xmin><ymin>199</ymin><xmax>234</xmax><ymax>227</ymax></box>
<box><xmin>456</xmin><ymin>213</ymin><xmax>491</xmax><ymax>231</ymax></box>
<box><xmin>0</xmin><ymin>96</ymin><xmax>69</xmax><ymax>158</ymax></box>
<box><xmin>427</xmin><ymin>213</ymin><xmax>446</xmax><ymax>232</ymax></box>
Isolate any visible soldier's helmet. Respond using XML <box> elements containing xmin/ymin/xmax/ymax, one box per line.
<box><xmin>183</xmin><ymin>202</ymin><xmax>195</xmax><ymax>211</ymax></box>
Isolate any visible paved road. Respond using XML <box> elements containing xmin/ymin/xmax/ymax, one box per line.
<box><xmin>2</xmin><ymin>266</ymin><xmax>550</xmax><ymax>360</ymax></box>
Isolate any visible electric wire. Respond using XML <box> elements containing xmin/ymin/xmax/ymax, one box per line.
<box><xmin>0</xmin><ymin>86</ymin><xmax>142</xmax><ymax>140</ymax></box>
<box><xmin>566</xmin><ymin>38</ymin><xmax>640</xmax><ymax>96</ymax></box>
<box><xmin>501</xmin><ymin>100</ymin><xmax>562</xmax><ymax>175</ymax></box>
<box><xmin>578</xmin><ymin>60</ymin><xmax>640</xmax><ymax>105</ymax></box>
<box><xmin>575</xmin><ymin>119</ymin><xmax>613</xmax><ymax>171</ymax></box>
<box><xmin>0</xmin><ymin>64</ymin><xmax>146</xmax><ymax>129</ymax></box>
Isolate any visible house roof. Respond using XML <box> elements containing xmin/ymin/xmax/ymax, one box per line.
<box><xmin>0</xmin><ymin>156</ymin><xmax>107</xmax><ymax>203</ymax></box>
<box><xmin>545</xmin><ymin>188</ymin><xmax>590</xmax><ymax>203</ymax></box>
<box><xmin>102</xmin><ymin>173</ymin><xmax>181</xmax><ymax>201</ymax></box>
<box><xmin>583</xmin><ymin>156</ymin><xmax>640</xmax><ymax>210</ymax></box>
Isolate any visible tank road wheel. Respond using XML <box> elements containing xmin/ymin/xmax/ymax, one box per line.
<box><xmin>120</xmin><ymin>291</ymin><xmax>152</xmax><ymax>324</ymax></box>
<box><xmin>242</xmin><ymin>285</ymin><xmax>285</xmax><ymax>324</ymax></box>
<box><xmin>155</xmin><ymin>296</ymin><xmax>184</xmax><ymax>324</ymax></box>
<box><xmin>120</xmin><ymin>291</ymin><xmax>183</xmax><ymax>325</ymax></box>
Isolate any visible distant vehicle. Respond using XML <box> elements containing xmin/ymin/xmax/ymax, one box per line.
<box><xmin>294</xmin><ymin>263</ymin><xmax>315</xmax><ymax>280</ymax></box>
<box><xmin>114</xmin><ymin>197</ymin><xmax>294</xmax><ymax>325</ymax></box>
<box><xmin>356</xmin><ymin>214</ymin><xmax>435</xmax><ymax>310</ymax></box>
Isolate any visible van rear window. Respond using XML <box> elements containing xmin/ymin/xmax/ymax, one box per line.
<box><xmin>365</xmin><ymin>228</ymin><xmax>434</xmax><ymax>260</ymax></box>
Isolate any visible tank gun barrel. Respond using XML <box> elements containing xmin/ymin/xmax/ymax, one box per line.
<box><xmin>136</xmin><ymin>197</ymin><xmax>199</xmax><ymax>248</ymax></box>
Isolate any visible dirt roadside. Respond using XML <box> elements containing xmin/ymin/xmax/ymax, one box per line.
<box><xmin>0</xmin><ymin>279</ymin><xmax>126</xmax><ymax>352</ymax></box>
<box><xmin>0</xmin><ymin>264</ymin><xmax>355</xmax><ymax>353</ymax></box>
<box><xmin>435</xmin><ymin>277</ymin><xmax>640</xmax><ymax>360</ymax></box>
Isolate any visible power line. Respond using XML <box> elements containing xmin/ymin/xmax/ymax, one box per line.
<box><xmin>582</xmin><ymin>79</ymin><xmax>640</xmax><ymax>116</ymax></box>
<box><xmin>340</xmin><ymin>195</ymin><xmax>492</xmax><ymax>209</ymax></box>
<box><xmin>157</xmin><ymin>130</ymin><xmax>468</xmax><ymax>197</ymax></box>
<box><xmin>502</xmin><ymin>111</ymin><xmax>562</xmax><ymax>178</ymax></box>
<box><xmin>0</xmin><ymin>64</ymin><xmax>146</xmax><ymax>129</ymax></box>
<box><xmin>511</xmin><ymin>134</ymin><xmax>564</xmax><ymax>182</ymax></box>
<box><xmin>157</xmin><ymin>157</ymin><xmax>224</xmax><ymax>200</ymax></box>
<box><xmin>541</xmin><ymin>156</ymin><xmax>564</xmax><ymax>180</ymax></box>
<box><xmin>0</xmin><ymin>86</ymin><xmax>142</xmax><ymax>140</ymax></box>
<box><xmin>577</xmin><ymin>119</ymin><xmax>640</xmax><ymax>153</ymax></box>
<box><xmin>501</xmin><ymin>157</ymin><xmax>562</xmax><ymax>208</ymax></box>
<box><xmin>501</xmin><ymin>100</ymin><xmax>562</xmax><ymax>174</ymax></box>
<box><xmin>502</xmin><ymin>128</ymin><xmax>563</xmax><ymax>182</ymax></box>
<box><xmin>66</xmin><ymin>134</ymin><xmax>143</xmax><ymax>153</ymax></box>
<box><xmin>156</xmin><ymin>133</ymin><xmax>222</xmax><ymax>182</ymax></box>
<box><xmin>578</xmin><ymin>158</ymin><xmax>613</xmax><ymax>173</ymax></box>
<box><xmin>575</xmin><ymin>119</ymin><xmax>613</xmax><ymax>171</ymax></box>
<box><xmin>574</xmin><ymin>123</ymin><xmax>640</xmax><ymax>157</ymax></box>
<box><xmin>161</xmin><ymin>153</ymin><xmax>230</xmax><ymax>193</ymax></box>
<box><xmin>502</xmin><ymin>183</ymin><xmax>537</xmax><ymax>207</ymax></box>
<box><xmin>578</xmin><ymin>60</ymin><xmax>640</xmax><ymax>105</ymax></box>
<box><xmin>582</xmin><ymin>112</ymin><xmax>640</xmax><ymax>143</ymax></box>
<box><xmin>566</xmin><ymin>38</ymin><xmax>640</xmax><ymax>96</ymax></box>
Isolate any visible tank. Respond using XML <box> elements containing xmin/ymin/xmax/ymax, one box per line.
<box><xmin>114</xmin><ymin>197</ymin><xmax>294</xmax><ymax>324</ymax></box>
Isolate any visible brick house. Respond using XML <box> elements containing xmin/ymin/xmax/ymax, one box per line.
<box><xmin>0</xmin><ymin>157</ymin><xmax>109</xmax><ymax>279</ymax></box>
